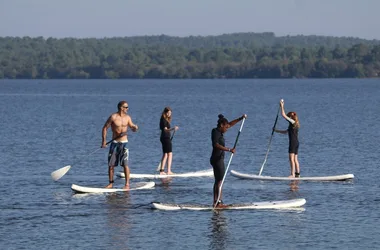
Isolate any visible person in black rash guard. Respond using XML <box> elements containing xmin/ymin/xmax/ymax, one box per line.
<box><xmin>274</xmin><ymin>99</ymin><xmax>301</xmax><ymax>178</ymax></box>
<box><xmin>211</xmin><ymin>113</ymin><xmax>247</xmax><ymax>208</ymax></box>
<box><xmin>159</xmin><ymin>107</ymin><xmax>179</xmax><ymax>175</ymax></box>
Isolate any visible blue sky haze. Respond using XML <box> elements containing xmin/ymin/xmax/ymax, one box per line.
<box><xmin>0</xmin><ymin>0</ymin><xmax>379</xmax><ymax>39</ymax></box>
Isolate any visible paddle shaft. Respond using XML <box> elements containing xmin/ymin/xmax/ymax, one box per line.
<box><xmin>258</xmin><ymin>106</ymin><xmax>280</xmax><ymax>176</ymax></box>
<box><xmin>86</xmin><ymin>132</ymin><xmax>127</xmax><ymax>156</ymax></box>
<box><xmin>214</xmin><ymin>118</ymin><xmax>246</xmax><ymax>209</ymax></box>
<box><xmin>51</xmin><ymin>133</ymin><xmax>125</xmax><ymax>181</ymax></box>
<box><xmin>89</xmin><ymin>137</ymin><xmax>117</xmax><ymax>155</ymax></box>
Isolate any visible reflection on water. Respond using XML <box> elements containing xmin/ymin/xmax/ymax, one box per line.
<box><xmin>289</xmin><ymin>180</ymin><xmax>300</xmax><ymax>192</ymax></box>
<box><xmin>2</xmin><ymin>79</ymin><xmax>379</xmax><ymax>250</ymax></box>
<box><xmin>105</xmin><ymin>193</ymin><xmax>132</xmax><ymax>249</ymax></box>
<box><xmin>159</xmin><ymin>177</ymin><xmax>174</xmax><ymax>190</ymax></box>
<box><xmin>209</xmin><ymin>212</ymin><xmax>229</xmax><ymax>250</ymax></box>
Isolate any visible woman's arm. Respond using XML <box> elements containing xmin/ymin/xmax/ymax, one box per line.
<box><xmin>229</xmin><ymin>114</ymin><xmax>247</xmax><ymax>127</ymax></box>
<box><xmin>280</xmin><ymin>100</ymin><xmax>287</xmax><ymax>119</ymax></box>
<box><xmin>164</xmin><ymin>126</ymin><xmax>178</xmax><ymax>132</ymax></box>
<box><xmin>161</xmin><ymin>119</ymin><xmax>177</xmax><ymax>132</ymax></box>
<box><xmin>274</xmin><ymin>129</ymin><xmax>288</xmax><ymax>134</ymax></box>
<box><xmin>280</xmin><ymin>100</ymin><xmax>295</xmax><ymax>124</ymax></box>
<box><xmin>211</xmin><ymin>129</ymin><xmax>234</xmax><ymax>153</ymax></box>
<box><xmin>214</xmin><ymin>143</ymin><xmax>234</xmax><ymax>153</ymax></box>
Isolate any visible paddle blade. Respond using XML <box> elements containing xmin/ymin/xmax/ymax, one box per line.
<box><xmin>51</xmin><ymin>165</ymin><xmax>71</xmax><ymax>181</ymax></box>
<box><xmin>156</xmin><ymin>162</ymin><xmax>161</xmax><ymax>172</ymax></box>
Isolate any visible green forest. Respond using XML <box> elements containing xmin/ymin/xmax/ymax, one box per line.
<box><xmin>1</xmin><ymin>32</ymin><xmax>380</xmax><ymax>79</ymax></box>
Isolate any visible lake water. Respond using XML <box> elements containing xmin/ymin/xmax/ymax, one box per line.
<box><xmin>0</xmin><ymin>79</ymin><xmax>379</xmax><ymax>250</ymax></box>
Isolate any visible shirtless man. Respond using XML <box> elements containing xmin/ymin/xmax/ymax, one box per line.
<box><xmin>102</xmin><ymin>101</ymin><xmax>138</xmax><ymax>189</ymax></box>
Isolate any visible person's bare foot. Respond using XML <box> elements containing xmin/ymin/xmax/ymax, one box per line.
<box><xmin>167</xmin><ymin>171</ymin><xmax>175</xmax><ymax>175</ymax></box>
<box><xmin>123</xmin><ymin>184</ymin><xmax>130</xmax><ymax>190</ymax></box>
<box><xmin>105</xmin><ymin>183</ymin><xmax>113</xmax><ymax>189</ymax></box>
<box><xmin>288</xmin><ymin>175</ymin><xmax>295</xmax><ymax>178</ymax></box>
<box><xmin>160</xmin><ymin>171</ymin><xmax>167</xmax><ymax>175</ymax></box>
<box><xmin>214</xmin><ymin>202</ymin><xmax>229</xmax><ymax>209</ymax></box>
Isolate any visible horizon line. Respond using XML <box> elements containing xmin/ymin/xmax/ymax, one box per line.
<box><xmin>1</xmin><ymin>32</ymin><xmax>379</xmax><ymax>41</ymax></box>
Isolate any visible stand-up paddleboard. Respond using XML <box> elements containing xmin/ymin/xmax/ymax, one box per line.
<box><xmin>116</xmin><ymin>169</ymin><xmax>214</xmax><ymax>179</ymax></box>
<box><xmin>152</xmin><ymin>198</ymin><xmax>306</xmax><ymax>211</ymax></box>
<box><xmin>71</xmin><ymin>181</ymin><xmax>155</xmax><ymax>193</ymax></box>
<box><xmin>230</xmin><ymin>170</ymin><xmax>354</xmax><ymax>181</ymax></box>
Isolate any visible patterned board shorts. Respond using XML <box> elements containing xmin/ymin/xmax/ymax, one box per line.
<box><xmin>108</xmin><ymin>142</ymin><xmax>129</xmax><ymax>167</ymax></box>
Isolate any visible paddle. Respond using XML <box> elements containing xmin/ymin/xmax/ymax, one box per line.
<box><xmin>214</xmin><ymin>117</ymin><xmax>246</xmax><ymax>209</ymax></box>
<box><xmin>258</xmin><ymin>105</ymin><xmax>281</xmax><ymax>176</ymax></box>
<box><xmin>51</xmin><ymin>133</ymin><xmax>125</xmax><ymax>181</ymax></box>
<box><xmin>156</xmin><ymin>130</ymin><xmax>176</xmax><ymax>172</ymax></box>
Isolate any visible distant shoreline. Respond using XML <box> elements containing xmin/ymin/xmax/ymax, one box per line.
<box><xmin>1</xmin><ymin>32</ymin><xmax>379</xmax><ymax>79</ymax></box>
<box><xmin>1</xmin><ymin>77</ymin><xmax>379</xmax><ymax>80</ymax></box>
<box><xmin>2</xmin><ymin>32</ymin><xmax>380</xmax><ymax>41</ymax></box>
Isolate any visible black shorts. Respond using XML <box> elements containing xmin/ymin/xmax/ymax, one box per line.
<box><xmin>210</xmin><ymin>158</ymin><xmax>225</xmax><ymax>182</ymax></box>
<box><xmin>288</xmin><ymin>142</ymin><xmax>299</xmax><ymax>154</ymax></box>
<box><xmin>160</xmin><ymin>138</ymin><xmax>172</xmax><ymax>153</ymax></box>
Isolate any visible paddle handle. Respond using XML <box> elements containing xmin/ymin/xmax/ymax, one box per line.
<box><xmin>232</xmin><ymin>118</ymin><xmax>245</xmax><ymax>149</ymax></box>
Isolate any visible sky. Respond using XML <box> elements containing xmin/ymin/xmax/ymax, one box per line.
<box><xmin>0</xmin><ymin>0</ymin><xmax>379</xmax><ymax>40</ymax></box>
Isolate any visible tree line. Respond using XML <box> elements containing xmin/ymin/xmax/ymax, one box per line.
<box><xmin>1</xmin><ymin>33</ymin><xmax>380</xmax><ymax>79</ymax></box>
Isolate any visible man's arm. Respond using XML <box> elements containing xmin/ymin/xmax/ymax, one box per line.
<box><xmin>128</xmin><ymin>116</ymin><xmax>138</xmax><ymax>132</ymax></box>
<box><xmin>101</xmin><ymin>115</ymin><xmax>113</xmax><ymax>147</ymax></box>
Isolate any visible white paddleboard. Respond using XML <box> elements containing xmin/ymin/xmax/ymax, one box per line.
<box><xmin>71</xmin><ymin>181</ymin><xmax>155</xmax><ymax>193</ymax></box>
<box><xmin>152</xmin><ymin>198</ymin><xmax>306</xmax><ymax>210</ymax></box>
<box><xmin>230</xmin><ymin>170</ymin><xmax>354</xmax><ymax>181</ymax></box>
<box><xmin>117</xmin><ymin>169</ymin><xmax>214</xmax><ymax>179</ymax></box>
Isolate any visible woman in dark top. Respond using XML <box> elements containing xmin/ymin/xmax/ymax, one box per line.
<box><xmin>274</xmin><ymin>99</ymin><xmax>301</xmax><ymax>177</ymax></box>
<box><xmin>159</xmin><ymin>107</ymin><xmax>179</xmax><ymax>175</ymax></box>
<box><xmin>211</xmin><ymin>113</ymin><xmax>246</xmax><ymax>208</ymax></box>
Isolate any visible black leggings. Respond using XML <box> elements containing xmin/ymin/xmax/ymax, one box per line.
<box><xmin>210</xmin><ymin>158</ymin><xmax>225</xmax><ymax>182</ymax></box>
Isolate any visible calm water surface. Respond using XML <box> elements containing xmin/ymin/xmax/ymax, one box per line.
<box><xmin>0</xmin><ymin>79</ymin><xmax>379</xmax><ymax>250</ymax></box>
